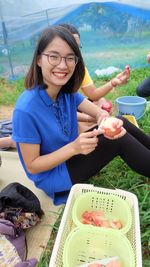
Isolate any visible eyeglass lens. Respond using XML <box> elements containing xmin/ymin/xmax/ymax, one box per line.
<box><xmin>43</xmin><ymin>53</ymin><xmax>78</xmax><ymax>66</ymax></box>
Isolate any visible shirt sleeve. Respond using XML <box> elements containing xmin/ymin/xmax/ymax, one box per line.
<box><xmin>81</xmin><ymin>66</ymin><xmax>93</xmax><ymax>88</ymax></box>
<box><xmin>75</xmin><ymin>92</ymin><xmax>85</xmax><ymax>107</ymax></box>
<box><xmin>12</xmin><ymin>110</ymin><xmax>41</xmax><ymax>144</ymax></box>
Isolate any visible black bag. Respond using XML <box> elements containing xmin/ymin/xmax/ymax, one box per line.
<box><xmin>0</xmin><ymin>183</ymin><xmax>44</xmax><ymax>217</ymax></box>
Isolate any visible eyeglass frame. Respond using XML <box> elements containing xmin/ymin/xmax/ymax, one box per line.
<box><xmin>42</xmin><ymin>52</ymin><xmax>79</xmax><ymax>66</ymax></box>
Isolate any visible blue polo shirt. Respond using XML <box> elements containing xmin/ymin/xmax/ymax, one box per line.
<box><xmin>12</xmin><ymin>86</ymin><xmax>84</xmax><ymax>205</ymax></box>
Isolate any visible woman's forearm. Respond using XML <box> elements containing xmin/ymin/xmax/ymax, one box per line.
<box><xmin>78</xmin><ymin>98</ymin><xmax>109</xmax><ymax>122</ymax></box>
<box><xmin>20</xmin><ymin>142</ymin><xmax>76</xmax><ymax>174</ymax></box>
<box><xmin>77</xmin><ymin>111</ymin><xmax>96</xmax><ymax>122</ymax></box>
<box><xmin>82</xmin><ymin>82</ymin><xmax>113</xmax><ymax>101</ymax></box>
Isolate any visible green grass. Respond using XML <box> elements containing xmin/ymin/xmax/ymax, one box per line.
<box><xmin>0</xmin><ymin>77</ymin><xmax>24</xmax><ymax>105</ymax></box>
<box><xmin>0</xmin><ymin>67</ymin><xmax>150</xmax><ymax>266</ymax></box>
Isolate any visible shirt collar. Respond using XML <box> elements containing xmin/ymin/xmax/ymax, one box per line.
<box><xmin>38</xmin><ymin>87</ymin><xmax>54</xmax><ymax>106</ymax></box>
<box><xmin>38</xmin><ymin>86</ymin><xmax>63</xmax><ymax>107</ymax></box>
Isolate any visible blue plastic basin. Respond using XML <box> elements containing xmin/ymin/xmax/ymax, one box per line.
<box><xmin>115</xmin><ymin>96</ymin><xmax>146</xmax><ymax>120</ymax></box>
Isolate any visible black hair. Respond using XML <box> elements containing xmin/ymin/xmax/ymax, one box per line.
<box><xmin>58</xmin><ymin>23</ymin><xmax>80</xmax><ymax>37</ymax></box>
<box><xmin>25</xmin><ymin>25</ymin><xmax>85</xmax><ymax>93</ymax></box>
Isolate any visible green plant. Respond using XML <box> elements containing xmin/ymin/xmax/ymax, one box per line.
<box><xmin>0</xmin><ymin>77</ymin><xmax>24</xmax><ymax>105</ymax></box>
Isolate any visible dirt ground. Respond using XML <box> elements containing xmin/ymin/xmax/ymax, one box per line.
<box><xmin>0</xmin><ymin>105</ymin><xmax>14</xmax><ymax>120</ymax></box>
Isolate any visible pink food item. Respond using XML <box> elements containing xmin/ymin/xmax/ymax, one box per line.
<box><xmin>106</xmin><ymin>260</ymin><xmax>122</xmax><ymax>267</ymax></box>
<box><xmin>125</xmin><ymin>65</ymin><xmax>130</xmax><ymax>75</ymax></box>
<box><xmin>82</xmin><ymin>210</ymin><xmax>104</xmax><ymax>226</ymax></box>
<box><xmin>101</xmin><ymin>100</ymin><xmax>113</xmax><ymax>113</ymax></box>
<box><xmin>99</xmin><ymin>117</ymin><xmax>122</xmax><ymax>138</ymax></box>
<box><xmin>88</xmin><ymin>259</ymin><xmax>122</xmax><ymax>267</ymax></box>
<box><xmin>81</xmin><ymin>210</ymin><xmax>122</xmax><ymax>229</ymax></box>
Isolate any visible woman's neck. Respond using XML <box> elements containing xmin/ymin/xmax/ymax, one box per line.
<box><xmin>46</xmin><ymin>85</ymin><xmax>61</xmax><ymax>101</ymax></box>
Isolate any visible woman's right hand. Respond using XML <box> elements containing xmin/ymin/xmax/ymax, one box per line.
<box><xmin>71</xmin><ymin>129</ymin><xmax>103</xmax><ymax>155</ymax></box>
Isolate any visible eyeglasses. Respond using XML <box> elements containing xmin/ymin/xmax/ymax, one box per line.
<box><xmin>42</xmin><ymin>53</ymin><xmax>79</xmax><ymax>66</ymax></box>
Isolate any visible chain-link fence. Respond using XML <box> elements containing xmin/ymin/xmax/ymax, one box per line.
<box><xmin>0</xmin><ymin>0</ymin><xmax>150</xmax><ymax>79</ymax></box>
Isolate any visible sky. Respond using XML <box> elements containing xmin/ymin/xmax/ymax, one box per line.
<box><xmin>34</xmin><ymin>0</ymin><xmax>150</xmax><ymax>9</ymax></box>
<box><xmin>0</xmin><ymin>0</ymin><xmax>150</xmax><ymax>17</ymax></box>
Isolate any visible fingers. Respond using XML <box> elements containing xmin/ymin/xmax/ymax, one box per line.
<box><xmin>113</xmin><ymin>127</ymin><xmax>126</xmax><ymax>139</ymax></box>
<box><xmin>82</xmin><ymin>142</ymin><xmax>98</xmax><ymax>150</ymax></box>
<box><xmin>80</xmin><ymin>129</ymin><xmax>99</xmax><ymax>138</ymax></box>
<box><xmin>81</xmin><ymin>147</ymin><xmax>97</xmax><ymax>155</ymax></box>
<box><xmin>113</xmin><ymin>76</ymin><xmax>126</xmax><ymax>86</ymax></box>
<box><xmin>78</xmin><ymin>130</ymin><xmax>100</xmax><ymax>155</ymax></box>
<box><xmin>125</xmin><ymin>65</ymin><xmax>130</xmax><ymax>74</ymax></box>
<box><xmin>104</xmin><ymin>127</ymin><xmax>126</xmax><ymax>140</ymax></box>
<box><xmin>79</xmin><ymin>130</ymin><xmax>99</xmax><ymax>146</ymax></box>
<box><xmin>114</xmin><ymin>118</ymin><xmax>123</xmax><ymax>128</ymax></box>
<box><xmin>116</xmin><ymin>66</ymin><xmax>130</xmax><ymax>84</ymax></box>
<box><xmin>119</xmin><ymin>76</ymin><xmax>129</xmax><ymax>85</ymax></box>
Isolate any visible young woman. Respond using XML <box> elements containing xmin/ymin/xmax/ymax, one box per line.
<box><xmin>12</xmin><ymin>26</ymin><xmax>150</xmax><ymax>206</ymax></box>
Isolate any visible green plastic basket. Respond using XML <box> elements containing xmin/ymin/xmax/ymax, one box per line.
<box><xmin>63</xmin><ymin>226</ymin><xmax>135</xmax><ymax>267</ymax></box>
<box><xmin>72</xmin><ymin>192</ymin><xmax>132</xmax><ymax>234</ymax></box>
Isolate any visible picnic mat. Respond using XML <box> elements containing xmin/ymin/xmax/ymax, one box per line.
<box><xmin>0</xmin><ymin>150</ymin><xmax>63</xmax><ymax>261</ymax></box>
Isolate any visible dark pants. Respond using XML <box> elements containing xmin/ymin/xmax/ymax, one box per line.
<box><xmin>66</xmin><ymin>117</ymin><xmax>150</xmax><ymax>182</ymax></box>
<box><xmin>136</xmin><ymin>77</ymin><xmax>150</xmax><ymax>97</ymax></box>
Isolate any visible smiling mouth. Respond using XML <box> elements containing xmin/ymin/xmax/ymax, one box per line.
<box><xmin>53</xmin><ymin>72</ymin><xmax>67</xmax><ymax>78</ymax></box>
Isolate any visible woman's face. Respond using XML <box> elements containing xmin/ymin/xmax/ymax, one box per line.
<box><xmin>37</xmin><ymin>36</ymin><xmax>77</xmax><ymax>89</ymax></box>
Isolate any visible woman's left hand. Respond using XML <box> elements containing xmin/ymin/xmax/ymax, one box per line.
<box><xmin>98</xmin><ymin>117</ymin><xmax>126</xmax><ymax>140</ymax></box>
<box><xmin>104</xmin><ymin>127</ymin><xmax>127</xmax><ymax>140</ymax></box>
<box><xmin>111</xmin><ymin>65</ymin><xmax>130</xmax><ymax>87</ymax></box>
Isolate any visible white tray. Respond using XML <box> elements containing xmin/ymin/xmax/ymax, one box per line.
<box><xmin>49</xmin><ymin>184</ymin><xmax>142</xmax><ymax>267</ymax></box>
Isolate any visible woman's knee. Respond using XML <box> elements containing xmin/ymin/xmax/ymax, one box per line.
<box><xmin>136</xmin><ymin>85</ymin><xmax>143</xmax><ymax>96</ymax></box>
<box><xmin>136</xmin><ymin>77</ymin><xmax>150</xmax><ymax>97</ymax></box>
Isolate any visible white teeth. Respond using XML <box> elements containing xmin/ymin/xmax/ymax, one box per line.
<box><xmin>54</xmin><ymin>73</ymin><xmax>66</xmax><ymax>77</ymax></box>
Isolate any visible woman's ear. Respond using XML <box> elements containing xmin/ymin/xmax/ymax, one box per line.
<box><xmin>37</xmin><ymin>55</ymin><xmax>41</xmax><ymax>67</ymax></box>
